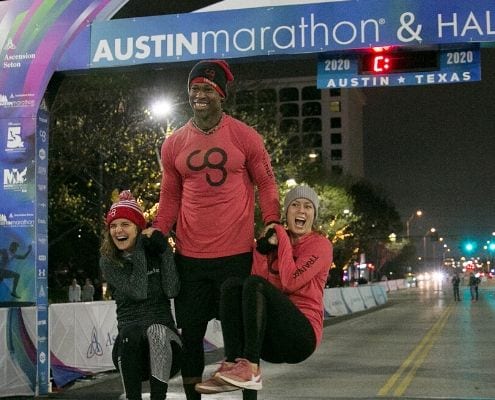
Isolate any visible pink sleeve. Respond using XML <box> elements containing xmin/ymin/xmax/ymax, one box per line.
<box><xmin>275</xmin><ymin>225</ymin><xmax>332</xmax><ymax>293</ymax></box>
<box><xmin>152</xmin><ymin>137</ymin><xmax>182</xmax><ymax>234</ymax></box>
<box><xmin>244</xmin><ymin>131</ymin><xmax>280</xmax><ymax>224</ymax></box>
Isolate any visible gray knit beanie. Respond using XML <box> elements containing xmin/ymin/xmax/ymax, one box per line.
<box><xmin>284</xmin><ymin>185</ymin><xmax>319</xmax><ymax>220</ymax></box>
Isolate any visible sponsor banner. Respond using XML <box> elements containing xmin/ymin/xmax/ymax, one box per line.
<box><xmin>35</xmin><ymin>109</ymin><xmax>49</xmax><ymax>395</ymax></box>
<box><xmin>90</xmin><ymin>0</ymin><xmax>495</xmax><ymax>68</ymax></box>
<box><xmin>0</xmin><ymin>115</ymin><xmax>36</xmax><ymax>304</ymax></box>
<box><xmin>0</xmin><ymin>0</ymin><xmax>120</xmax><ymax>119</ymax></box>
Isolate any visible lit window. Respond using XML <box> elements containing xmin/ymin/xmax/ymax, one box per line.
<box><xmin>330</xmin><ymin>101</ymin><xmax>341</xmax><ymax>113</ymax></box>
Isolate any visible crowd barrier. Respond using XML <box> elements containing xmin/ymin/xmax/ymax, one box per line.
<box><xmin>323</xmin><ymin>281</ymin><xmax>399</xmax><ymax>317</ymax></box>
<box><xmin>0</xmin><ymin>279</ymin><xmax>405</xmax><ymax>397</ymax></box>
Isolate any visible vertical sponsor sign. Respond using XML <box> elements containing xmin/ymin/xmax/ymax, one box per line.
<box><xmin>0</xmin><ymin>115</ymin><xmax>36</xmax><ymax>303</ymax></box>
<box><xmin>35</xmin><ymin>108</ymin><xmax>49</xmax><ymax>395</ymax></box>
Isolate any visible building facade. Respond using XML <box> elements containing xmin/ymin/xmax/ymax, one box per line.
<box><xmin>233</xmin><ymin>76</ymin><xmax>365</xmax><ymax>178</ymax></box>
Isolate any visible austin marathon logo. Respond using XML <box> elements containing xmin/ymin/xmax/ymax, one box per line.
<box><xmin>3</xmin><ymin>166</ymin><xmax>28</xmax><ymax>192</ymax></box>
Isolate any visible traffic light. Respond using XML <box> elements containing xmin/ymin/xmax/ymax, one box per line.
<box><xmin>462</xmin><ymin>240</ymin><xmax>476</xmax><ymax>253</ymax></box>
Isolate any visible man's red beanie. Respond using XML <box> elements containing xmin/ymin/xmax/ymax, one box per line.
<box><xmin>188</xmin><ymin>59</ymin><xmax>234</xmax><ymax>97</ymax></box>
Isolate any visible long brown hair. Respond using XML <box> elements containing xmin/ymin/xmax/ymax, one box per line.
<box><xmin>99</xmin><ymin>225</ymin><xmax>142</xmax><ymax>264</ymax></box>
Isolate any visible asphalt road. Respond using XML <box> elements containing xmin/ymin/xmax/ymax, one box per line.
<box><xmin>47</xmin><ymin>279</ymin><xmax>495</xmax><ymax>400</ymax></box>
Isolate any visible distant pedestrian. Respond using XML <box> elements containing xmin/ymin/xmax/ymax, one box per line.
<box><xmin>68</xmin><ymin>278</ymin><xmax>81</xmax><ymax>302</ymax></box>
<box><xmin>81</xmin><ymin>278</ymin><xmax>95</xmax><ymax>302</ymax></box>
<box><xmin>451</xmin><ymin>272</ymin><xmax>460</xmax><ymax>301</ymax></box>
<box><xmin>468</xmin><ymin>273</ymin><xmax>480</xmax><ymax>301</ymax></box>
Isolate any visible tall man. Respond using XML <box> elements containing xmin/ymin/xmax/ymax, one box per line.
<box><xmin>148</xmin><ymin>60</ymin><xmax>280</xmax><ymax>400</ymax></box>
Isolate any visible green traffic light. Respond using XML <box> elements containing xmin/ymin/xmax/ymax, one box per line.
<box><xmin>463</xmin><ymin>241</ymin><xmax>476</xmax><ymax>252</ymax></box>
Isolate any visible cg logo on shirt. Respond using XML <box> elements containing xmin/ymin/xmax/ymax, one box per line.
<box><xmin>186</xmin><ymin>147</ymin><xmax>227</xmax><ymax>186</ymax></box>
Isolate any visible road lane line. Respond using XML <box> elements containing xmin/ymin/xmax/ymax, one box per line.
<box><xmin>393</xmin><ymin>305</ymin><xmax>453</xmax><ymax>396</ymax></box>
<box><xmin>377</xmin><ymin>304</ymin><xmax>454</xmax><ymax>397</ymax></box>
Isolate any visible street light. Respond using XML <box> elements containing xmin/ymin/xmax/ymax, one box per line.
<box><xmin>406</xmin><ymin>209</ymin><xmax>423</xmax><ymax>238</ymax></box>
<box><xmin>150</xmin><ymin>99</ymin><xmax>174</xmax><ymax>119</ymax></box>
<box><xmin>423</xmin><ymin>227</ymin><xmax>436</xmax><ymax>269</ymax></box>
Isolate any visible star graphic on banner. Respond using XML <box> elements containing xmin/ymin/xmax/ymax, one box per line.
<box><xmin>397</xmin><ymin>76</ymin><xmax>406</xmax><ymax>84</ymax></box>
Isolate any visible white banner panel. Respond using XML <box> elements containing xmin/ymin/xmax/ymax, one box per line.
<box><xmin>49</xmin><ymin>301</ymin><xmax>117</xmax><ymax>373</ymax></box>
<box><xmin>378</xmin><ymin>281</ymin><xmax>389</xmax><ymax>292</ymax></box>
<box><xmin>358</xmin><ymin>285</ymin><xmax>377</xmax><ymax>309</ymax></box>
<box><xmin>341</xmin><ymin>287</ymin><xmax>366</xmax><ymax>313</ymax></box>
<box><xmin>396</xmin><ymin>279</ymin><xmax>406</xmax><ymax>289</ymax></box>
<box><xmin>371</xmin><ymin>285</ymin><xmax>388</xmax><ymax>305</ymax></box>
<box><xmin>387</xmin><ymin>279</ymin><xmax>398</xmax><ymax>291</ymax></box>
<box><xmin>323</xmin><ymin>288</ymin><xmax>349</xmax><ymax>317</ymax></box>
<box><xmin>0</xmin><ymin>307</ymin><xmax>36</xmax><ymax>398</ymax></box>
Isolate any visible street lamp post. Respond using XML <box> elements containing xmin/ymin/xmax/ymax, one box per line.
<box><xmin>406</xmin><ymin>209</ymin><xmax>423</xmax><ymax>238</ymax></box>
<box><xmin>423</xmin><ymin>227</ymin><xmax>436</xmax><ymax>270</ymax></box>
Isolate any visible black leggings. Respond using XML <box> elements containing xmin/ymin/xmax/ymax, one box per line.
<box><xmin>113</xmin><ymin>324</ymin><xmax>181</xmax><ymax>400</ymax></box>
<box><xmin>220</xmin><ymin>275</ymin><xmax>316</xmax><ymax>364</ymax></box>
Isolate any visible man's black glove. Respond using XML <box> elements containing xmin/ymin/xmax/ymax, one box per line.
<box><xmin>256</xmin><ymin>228</ymin><xmax>277</xmax><ymax>255</ymax></box>
<box><xmin>142</xmin><ymin>230</ymin><xmax>169</xmax><ymax>254</ymax></box>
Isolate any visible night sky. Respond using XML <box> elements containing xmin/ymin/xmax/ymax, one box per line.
<box><xmin>362</xmin><ymin>47</ymin><xmax>495</xmax><ymax>252</ymax></box>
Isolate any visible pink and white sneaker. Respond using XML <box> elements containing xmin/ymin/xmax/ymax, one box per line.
<box><xmin>217</xmin><ymin>358</ymin><xmax>262</xmax><ymax>390</ymax></box>
<box><xmin>195</xmin><ymin>361</ymin><xmax>240</xmax><ymax>394</ymax></box>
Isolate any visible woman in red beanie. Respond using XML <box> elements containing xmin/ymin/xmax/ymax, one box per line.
<box><xmin>100</xmin><ymin>190</ymin><xmax>182</xmax><ymax>400</ymax></box>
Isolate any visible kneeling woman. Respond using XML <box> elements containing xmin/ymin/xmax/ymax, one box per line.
<box><xmin>100</xmin><ymin>191</ymin><xmax>181</xmax><ymax>400</ymax></box>
<box><xmin>196</xmin><ymin>185</ymin><xmax>333</xmax><ymax>395</ymax></box>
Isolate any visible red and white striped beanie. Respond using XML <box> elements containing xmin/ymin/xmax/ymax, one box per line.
<box><xmin>105</xmin><ymin>190</ymin><xmax>146</xmax><ymax>230</ymax></box>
